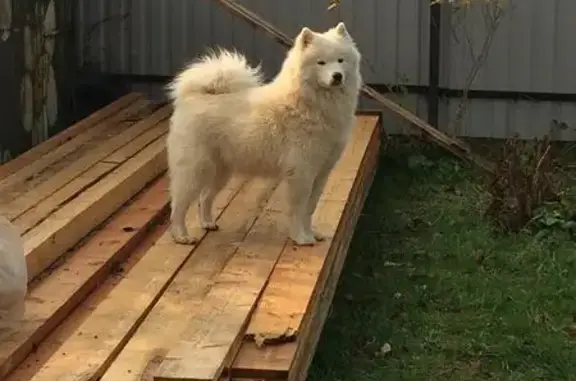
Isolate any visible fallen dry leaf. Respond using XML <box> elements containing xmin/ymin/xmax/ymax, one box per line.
<box><xmin>564</xmin><ymin>323</ymin><xmax>576</xmax><ymax>338</ymax></box>
<box><xmin>376</xmin><ymin>342</ymin><xmax>392</xmax><ymax>357</ymax></box>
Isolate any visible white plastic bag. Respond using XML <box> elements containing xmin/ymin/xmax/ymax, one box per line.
<box><xmin>0</xmin><ymin>215</ymin><xmax>27</xmax><ymax>331</ymax></box>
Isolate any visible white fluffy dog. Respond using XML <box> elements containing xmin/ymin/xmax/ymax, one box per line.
<box><xmin>166</xmin><ymin>22</ymin><xmax>362</xmax><ymax>246</ymax></box>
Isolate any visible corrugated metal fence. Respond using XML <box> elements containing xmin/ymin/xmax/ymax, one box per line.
<box><xmin>76</xmin><ymin>0</ymin><xmax>576</xmax><ymax>140</ymax></box>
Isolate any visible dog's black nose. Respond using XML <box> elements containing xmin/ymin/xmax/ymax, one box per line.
<box><xmin>332</xmin><ymin>72</ymin><xmax>343</xmax><ymax>84</ymax></box>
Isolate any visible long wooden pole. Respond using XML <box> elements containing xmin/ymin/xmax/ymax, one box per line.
<box><xmin>213</xmin><ymin>0</ymin><xmax>495</xmax><ymax>174</ymax></box>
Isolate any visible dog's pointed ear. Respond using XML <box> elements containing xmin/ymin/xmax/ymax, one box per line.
<box><xmin>335</xmin><ymin>22</ymin><xmax>349</xmax><ymax>37</ymax></box>
<box><xmin>298</xmin><ymin>27</ymin><xmax>315</xmax><ymax>49</ymax></box>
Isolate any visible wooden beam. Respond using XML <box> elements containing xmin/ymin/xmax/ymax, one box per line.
<box><xmin>0</xmin><ymin>97</ymin><xmax>152</xmax><ymax>196</ymax></box>
<box><xmin>100</xmin><ymin>179</ymin><xmax>277</xmax><ymax>381</ymax></box>
<box><xmin>23</xmin><ymin>132</ymin><xmax>167</xmax><ymax>281</ymax></box>
<box><xmin>232</xmin><ymin>342</ymin><xmax>295</xmax><ymax>380</ymax></box>
<box><xmin>229</xmin><ymin>115</ymin><xmax>380</xmax><ymax>380</ymax></box>
<box><xmin>288</xmin><ymin>117</ymin><xmax>380</xmax><ymax>381</ymax></box>
<box><xmin>13</xmin><ymin>163</ymin><xmax>116</xmax><ymax>234</ymax></box>
<box><xmin>12</xmin><ymin>111</ymin><xmax>169</xmax><ymax>235</ymax></box>
<box><xmin>0</xmin><ymin>93</ymin><xmax>143</xmax><ymax>180</ymax></box>
<box><xmin>0</xmin><ymin>175</ymin><xmax>170</xmax><ymax>379</ymax></box>
<box><xmin>153</xmin><ymin>182</ymin><xmax>288</xmax><ymax>381</ymax></box>
<box><xmin>24</xmin><ymin>179</ymin><xmax>244</xmax><ymax>381</ymax></box>
<box><xmin>244</xmin><ymin>116</ymin><xmax>375</xmax><ymax>345</ymax></box>
<box><xmin>154</xmin><ymin>115</ymin><xmax>379</xmax><ymax>381</ymax></box>
<box><xmin>0</xmin><ymin>106</ymin><xmax>171</xmax><ymax>228</ymax></box>
<box><xmin>5</xmin><ymin>212</ymin><xmax>171</xmax><ymax>381</ymax></box>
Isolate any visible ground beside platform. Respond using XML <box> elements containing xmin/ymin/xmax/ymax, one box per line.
<box><xmin>309</xmin><ymin>139</ymin><xmax>576</xmax><ymax>381</ymax></box>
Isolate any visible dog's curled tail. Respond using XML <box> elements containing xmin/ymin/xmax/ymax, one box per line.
<box><xmin>167</xmin><ymin>48</ymin><xmax>262</xmax><ymax>101</ymax></box>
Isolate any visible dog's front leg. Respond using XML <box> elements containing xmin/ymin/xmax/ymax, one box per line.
<box><xmin>303</xmin><ymin>165</ymin><xmax>334</xmax><ymax>241</ymax></box>
<box><xmin>286</xmin><ymin>175</ymin><xmax>317</xmax><ymax>246</ymax></box>
<box><xmin>304</xmin><ymin>149</ymin><xmax>343</xmax><ymax>241</ymax></box>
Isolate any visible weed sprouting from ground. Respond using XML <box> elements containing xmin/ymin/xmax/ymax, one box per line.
<box><xmin>485</xmin><ymin>134</ymin><xmax>562</xmax><ymax>233</ymax></box>
<box><xmin>309</xmin><ymin>137</ymin><xmax>576</xmax><ymax>381</ymax></box>
<box><xmin>483</xmin><ymin>133</ymin><xmax>576</xmax><ymax>239</ymax></box>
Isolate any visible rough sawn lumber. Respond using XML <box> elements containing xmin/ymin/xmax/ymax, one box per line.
<box><xmin>288</xmin><ymin>115</ymin><xmax>380</xmax><ymax>381</ymax></box>
<box><xmin>0</xmin><ymin>96</ymin><xmax>151</xmax><ymax>198</ymax></box>
<box><xmin>0</xmin><ymin>93</ymin><xmax>142</xmax><ymax>180</ymax></box>
<box><xmin>21</xmin><ymin>116</ymin><xmax>168</xmax><ymax>281</ymax></box>
<box><xmin>3</xmin><ymin>105</ymin><xmax>170</xmax><ymax>233</ymax></box>
<box><xmin>100</xmin><ymin>178</ymin><xmax>277</xmax><ymax>381</ymax></box>
<box><xmin>230</xmin><ymin>115</ymin><xmax>380</xmax><ymax>381</ymax></box>
<box><xmin>153</xmin><ymin>182</ymin><xmax>288</xmax><ymax>381</ymax></box>
<box><xmin>154</xmin><ymin>115</ymin><xmax>380</xmax><ymax>381</ymax></box>
<box><xmin>0</xmin><ymin>175</ymin><xmax>170</xmax><ymax>379</ymax></box>
<box><xmin>243</xmin><ymin>115</ymin><xmax>376</xmax><ymax>345</ymax></box>
<box><xmin>22</xmin><ymin>179</ymin><xmax>244</xmax><ymax>381</ymax></box>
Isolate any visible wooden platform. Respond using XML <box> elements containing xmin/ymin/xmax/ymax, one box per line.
<box><xmin>0</xmin><ymin>93</ymin><xmax>381</xmax><ymax>381</ymax></box>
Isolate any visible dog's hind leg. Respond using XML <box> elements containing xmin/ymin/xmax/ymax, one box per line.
<box><xmin>169</xmin><ymin>166</ymin><xmax>205</xmax><ymax>245</ymax></box>
<box><xmin>198</xmin><ymin>166</ymin><xmax>231</xmax><ymax>231</ymax></box>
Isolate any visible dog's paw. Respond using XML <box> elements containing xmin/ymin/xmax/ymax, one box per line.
<box><xmin>172</xmin><ymin>234</ymin><xmax>198</xmax><ymax>245</ymax></box>
<box><xmin>290</xmin><ymin>232</ymin><xmax>318</xmax><ymax>246</ymax></box>
<box><xmin>172</xmin><ymin>236</ymin><xmax>198</xmax><ymax>245</ymax></box>
<box><xmin>313</xmin><ymin>230</ymin><xmax>326</xmax><ymax>242</ymax></box>
<box><xmin>201</xmin><ymin>222</ymin><xmax>220</xmax><ymax>231</ymax></box>
<box><xmin>170</xmin><ymin>225</ymin><xmax>198</xmax><ymax>245</ymax></box>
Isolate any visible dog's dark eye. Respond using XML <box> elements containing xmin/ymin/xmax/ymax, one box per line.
<box><xmin>317</xmin><ymin>60</ymin><xmax>326</xmax><ymax>65</ymax></box>
<box><xmin>338</xmin><ymin>58</ymin><xmax>344</xmax><ymax>63</ymax></box>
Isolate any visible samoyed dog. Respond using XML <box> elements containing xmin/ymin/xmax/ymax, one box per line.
<box><xmin>166</xmin><ymin>22</ymin><xmax>362</xmax><ymax>246</ymax></box>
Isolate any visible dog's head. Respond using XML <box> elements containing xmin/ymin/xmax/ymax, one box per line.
<box><xmin>294</xmin><ymin>22</ymin><xmax>361</xmax><ymax>90</ymax></box>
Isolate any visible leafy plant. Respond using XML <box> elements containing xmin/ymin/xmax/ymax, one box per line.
<box><xmin>530</xmin><ymin>190</ymin><xmax>576</xmax><ymax>238</ymax></box>
<box><xmin>485</xmin><ymin>134</ymin><xmax>562</xmax><ymax>233</ymax></box>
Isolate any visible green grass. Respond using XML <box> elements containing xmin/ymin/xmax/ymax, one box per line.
<box><xmin>309</xmin><ymin>139</ymin><xmax>576</xmax><ymax>381</ymax></box>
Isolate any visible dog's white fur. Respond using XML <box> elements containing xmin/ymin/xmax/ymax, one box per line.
<box><xmin>166</xmin><ymin>22</ymin><xmax>362</xmax><ymax>246</ymax></box>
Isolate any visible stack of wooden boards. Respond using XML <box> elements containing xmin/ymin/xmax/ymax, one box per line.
<box><xmin>0</xmin><ymin>92</ymin><xmax>381</xmax><ymax>381</ymax></box>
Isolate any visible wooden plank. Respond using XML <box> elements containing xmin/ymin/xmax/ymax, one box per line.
<box><xmin>233</xmin><ymin>134</ymin><xmax>378</xmax><ymax>379</ymax></box>
<box><xmin>152</xmin><ymin>180</ymin><xmax>288</xmax><ymax>381</ymax></box>
<box><xmin>0</xmin><ymin>106</ymin><xmax>170</xmax><ymax>226</ymax></box>
<box><xmin>11</xmin><ymin>115</ymin><xmax>169</xmax><ymax>235</ymax></box>
<box><xmin>23</xmin><ymin>178</ymin><xmax>245</xmax><ymax>381</ymax></box>
<box><xmin>11</xmin><ymin>108</ymin><xmax>169</xmax><ymax>234</ymax></box>
<box><xmin>100</xmin><ymin>179</ymin><xmax>277</xmax><ymax>381</ymax></box>
<box><xmin>0</xmin><ymin>93</ymin><xmax>142</xmax><ymax>180</ymax></box>
<box><xmin>231</xmin><ymin>193</ymin><xmax>376</xmax><ymax>379</ymax></box>
<box><xmin>11</xmin><ymin>163</ymin><xmax>117</xmax><ymax>235</ymax></box>
<box><xmin>244</xmin><ymin>116</ymin><xmax>376</xmax><ymax>343</ymax></box>
<box><xmin>5</xmin><ymin>114</ymin><xmax>380</xmax><ymax>381</ymax></box>
<box><xmin>23</xmin><ymin>133</ymin><xmax>167</xmax><ymax>281</ymax></box>
<box><xmin>288</xmin><ymin>116</ymin><xmax>380</xmax><ymax>381</ymax></box>
<box><xmin>230</xmin><ymin>115</ymin><xmax>381</xmax><ymax>380</ymax></box>
<box><xmin>240</xmin><ymin>201</ymin><xmax>346</xmax><ymax>347</ymax></box>
<box><xmin>0</xmin><ymin>97</ymin><xmax>151</xmax><ymax>197</ymax></box>
<box><xmin>0</xmin><ymin>175</ymin><xmax>170</xmax><ymax>379</ymax></box>
<box><xmin>230</xmin><ymin>196</ymin><xmax>374</xmax><ymax>377</ymax></box>
<box><xmin>232</xmin><ymin>341</ymin><xmax>295</xmax><ymax>380</ymax></box>
<box><xmin>153</xmin><ymin>115</ymin><xmax>380</xmax><ymax>381</ymax></box>
<box><xmin>5</xmin><ymin>214</ymin><xmax>171</xmax><ymax>381</ymax></box>
<box><xmin>103</xmin><ymin>112</ymin><xmax>170</xmax><ymax>164</ymax></box>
